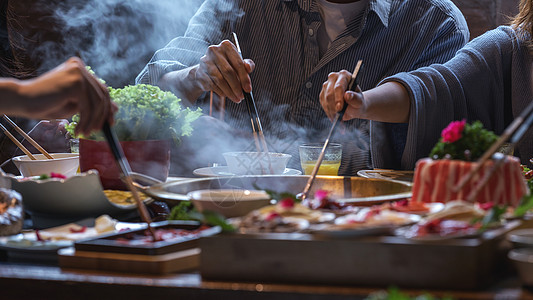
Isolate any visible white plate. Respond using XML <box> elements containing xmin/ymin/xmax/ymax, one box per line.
<box><xmin>193</xmin><ymin>166</ymin><xmax>302</xmax><ymax>177</ymax></box>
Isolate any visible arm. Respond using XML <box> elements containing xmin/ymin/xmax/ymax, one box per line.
<box><xmin>0</xmin><ymin>57</ymin><xmax>116</xmax><ymax>135</ymax></box>
<box><xmin>319</xmin><ymin>71</ymin><xmax>410</xmax><ymax>123</ymax></box>
<box><xmin>136</xmin><ymin>0</ymin><xmax>253</xmax><ymax>104</ymax></box>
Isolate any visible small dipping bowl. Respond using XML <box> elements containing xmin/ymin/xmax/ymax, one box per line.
<box><xmin>12</xmin><ymin>153</ymin><xmax>79</xmax><ymax>178</ymax></box>
<box><xmin>508</xmin><ymin>248</ymin><xmax>533</xmax><ymax>287</ymax></box>
<box><xmin>508</xmin><ymin>229</ymin><xmax>533</xmax><ymax>248</ymax></box>
<box><xmin>187</xmin><ymin>189</ymin><xmax>271</xmax><ymax>218</ymax></box>
<box><xmin>223</xmin><ymin>152</ymin><xmax>291</xmax><ymax>175</ymax></box>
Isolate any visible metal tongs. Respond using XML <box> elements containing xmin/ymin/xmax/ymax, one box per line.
<box><xmin>298</xmin><ymin>60</ymin><xmax>363</xmax><ymax>201</ymax></box>
<box><xmin>453</xmin><ymin>100</ymin><xmax>533</xmax><ymax>201</ymax></box>
<box><xmin>232</xmin><ymin>32</ymin><xmax>272</xmax><ymax>173</ymax></box>
<box><xmin>102</xmin><ymin>122</ymin><xmax>157</xmax><ymax>241</ymax></box>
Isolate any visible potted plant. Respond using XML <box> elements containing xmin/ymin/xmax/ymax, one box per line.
<box><xmin>67</xmin><ymin>84</ymin><xmax>202</xmax><ymax>190</ymax></box>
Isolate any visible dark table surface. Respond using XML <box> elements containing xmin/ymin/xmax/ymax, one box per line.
<box><xmin>1</xmin><ymin>256</ymin><xmax>532</xmax><ymax>300</ymax></box>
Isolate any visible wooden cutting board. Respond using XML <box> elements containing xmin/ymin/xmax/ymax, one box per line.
<box><xmin>58</xmin><ymin>247</ymin><xmax>200</xmax><ymax>274</ymax></box>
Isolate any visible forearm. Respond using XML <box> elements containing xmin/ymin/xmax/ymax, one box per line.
<box><xmin>0</xmin><ymin>78</ymin><xmax>29</xmax><ymax>117</ymax></box>
<box><xmin>362</xmin><ymin>81</ymin><xmax>410</xmax><ymax>123</ymax></box>
<box><xmin>159</xmin><ymin>66</ymin><xmax>205</xmax><ymax>106</ymax></box>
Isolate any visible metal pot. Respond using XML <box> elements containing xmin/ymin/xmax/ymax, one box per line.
<box><xmin>143</xmin><ymin>175</ymin><xmax>412</xmax><ymax>206</ymax></box>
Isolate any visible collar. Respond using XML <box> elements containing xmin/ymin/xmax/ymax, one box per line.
<box><xmin>369</xmin><ymin>0</ymin><xmax>391</xmax><ymax>27</ymax></box>
<box><xmin>282</xmin><ymin>0</ymin><xmax>391</xmax><ymax>27</ymax></box>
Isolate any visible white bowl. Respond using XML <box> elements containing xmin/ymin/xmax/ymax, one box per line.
<box><xmin>508</xmin><ymin>248</ymin><xmax>533</xmax><ymax>286</ymax></box>
<box><xmin>187</xmin><ymin>189</ymin><xmax>271</xmax><ymax>218</ymax></box>
<box><xmin>12</xmin><ymin>153</ymin><xmax>79</xmax><ymax>178</ymax></box>
<box><xmin>223</xmin><ymin>152</ymin><xmax>291</xmax><ymax>175</ymax></box>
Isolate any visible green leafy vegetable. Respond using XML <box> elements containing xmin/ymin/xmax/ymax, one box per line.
<box><xmin>168</xmin><ymin>202</ymin><xmax>235</xmax><ymax>232</ymax></box>
<box><xmin>66</xmin><ymin>84</ymin><xmax>202</xmax><ymax>143</ymax></box>
<box><xmin>253</xmin><ymin>184</ymin><xmax>299</xmax><ymax>203</ymax></box>
<box><xmin>514</xmin><ymin>194</ymin><xmax>533</xmax><ymax>217</ymax></box>
<box><xmin>430</xmin><ymin>121</ymin><xmax>498</xmax><ymax>161</ymax></box>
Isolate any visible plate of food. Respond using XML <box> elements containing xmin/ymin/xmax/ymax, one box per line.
<box><xmin>0</xmin><ymin>215</ymin><xmax>142</xmax><ymax>258</ymax></box>
<box><xmin>74</xmin><ymin>220</ymin><xmax>221</xmax><ymax>255</ymax></box>
<box><xmin>311</xmin><ymin>207</ymin><xmax>421</xmax><ymax>238</ymax></box>
<box><xmin>231</xmin><ymin>197</ymin><xmax>335</xmax><ymax>234</ymax></box>
<box><xmin>395</xmin><ymin>200</ymin><xmax>511</xmax><ymax>241</ymax></box>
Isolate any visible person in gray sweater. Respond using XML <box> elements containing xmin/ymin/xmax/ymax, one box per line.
<box><xmin>320</xmin><ymin>0</ymin><xmax>533</xmax><ymax>168</ymax></box>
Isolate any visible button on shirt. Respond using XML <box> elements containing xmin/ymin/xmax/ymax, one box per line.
<box><xmin>137</xmin><ymin>0</ymin><xmax>469</xmax><ymax>175</ymax></box>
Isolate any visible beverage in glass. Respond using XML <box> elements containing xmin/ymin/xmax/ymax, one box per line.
<box><xmin>299</xmin><ymin>143</ymin><xmax>342</xmax><ymax>175</ymax></box>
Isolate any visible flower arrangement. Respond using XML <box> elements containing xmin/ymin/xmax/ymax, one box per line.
<box><xmin>429</xmin><ymin>120</ymin><xmax>498</xmax><ymax>161</ymax></box>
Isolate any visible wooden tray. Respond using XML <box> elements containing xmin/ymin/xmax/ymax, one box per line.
<box><xmin>200</xmin><ymin>225</ymin><xmax>517</xmax><ymax>290</ymax></box>
<box><xmin>74</xmin><ymin>220</ymin><xmax>220</xmax><ymax>255</ymax></box>
<box><xmin>58</xmin><ymin>247</ymin><xmax>200</xmax><ymax>274</ymax></box>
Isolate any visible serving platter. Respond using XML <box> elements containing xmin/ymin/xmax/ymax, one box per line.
<box><xmin>200</xmin><ymin>221</ymin><xmax>517</xmax><ymax>290</ymax></box>
<box><xmin>74</xmin><ymin>220</ymin><xmax>221</xmax><ymax>255</ymax></box>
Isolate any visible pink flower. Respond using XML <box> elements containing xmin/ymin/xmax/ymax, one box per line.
<box><xmin>278</xmin><ymin>198</ymin><xmax>294</xmax><ymax>209</ymax></box>
<box><xmin>441</xmin><ymin>119</ymin><xmax>466</xmax><ymax>143</ymax></box>
<box><xmin>314</xmin><ymin>190</ymin><xmax>329</xmax><ymax>202</ymax></box>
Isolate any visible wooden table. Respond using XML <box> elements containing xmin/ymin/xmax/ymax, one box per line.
<box><xmin>0</xmin><ymin>259</ymin><xmax>532</xmax><ymax>300</ymax></box>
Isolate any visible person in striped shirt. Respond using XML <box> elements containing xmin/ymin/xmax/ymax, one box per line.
<box><xmin>320</xmin><ymin>0</ymin><xmax>533</xmax><ymax>168</ymax></box>
<box><xmin>137</xmin><ymin>0</ymin><xmax>469</xmax><ymax>175</ymax></box>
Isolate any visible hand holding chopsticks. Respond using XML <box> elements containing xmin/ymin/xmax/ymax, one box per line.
<box><xmin>299</xmin><ymin>60</ymin><xmax>363</xmax><ymax>201</ymax></box>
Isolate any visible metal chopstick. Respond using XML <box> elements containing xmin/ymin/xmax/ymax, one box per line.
<box><xmin>232</xmin><ymin>32</ymin><xmax>273</xmax><ymax>174</ymax></box>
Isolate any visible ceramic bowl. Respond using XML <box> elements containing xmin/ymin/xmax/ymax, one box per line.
<box><xmin>508</xmin><ymin>248</ymin><xmax>533</xmax><ymax>286</ymax></box>
<box><xmin>507</xmin><ymin>229</ymin><xmax>533</xmax><ymax>248</ymax></box>
<box><xmin>187</xmin><ymin>189</ymin><xmax>271</xmax><ymax>218</ymax></box>
<box><xmin>12</xmin><ymin>153</ymin><xmax>79</xmax><ymax>178</ymax></box>
<box><xmin>223</xmin><ymin>152</ymin><xmax>291</xmax><ymax>175</ymax></box>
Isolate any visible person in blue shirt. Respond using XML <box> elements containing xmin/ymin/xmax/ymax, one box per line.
<box><xmin>320</xmin><ymin>0</ymin><xmax>533</xmax><ymax>168</ymax></box>
<box><xmin>137</xmin><ymin>0</ymin><xmax>469</xmax><ymax>175</ymax></box>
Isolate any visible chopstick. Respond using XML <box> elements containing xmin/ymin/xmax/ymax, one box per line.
<box><xmin>0</xmin><ymin>122</ymin><xmax>36</xmax><ymax>160</ymax></box>
<box><xmin>3</xmin><ymin>115</ymin><xmax>53</xmax><ymax>159</ymax></box>
<box><xmin>453</xmin><ymin>100</ymin><xmax>533</xmax><ymax>193</ymax></box>
<box><xmin>463</xmin><ymin>106</ymin><xmax>533</xmax><ymax>203</ymax></box>
<box><xmin>298</xmin><ymin>60</ymin><xmax>363</xmax><ymax>201</ymax></box>
<box><xmin>232</xmin><ymin>32</ymin><xmax>273</xmax><ymax>174</ymax></box>
<box><xmin>102</xmin><ymin>122</ymin><xmax>158</xmax><ymax>241</ymax></box>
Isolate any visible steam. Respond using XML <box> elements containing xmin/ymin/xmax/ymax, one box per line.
<box><xmin>38</xmin><ymin>0</ymin><xmax>205</xmax><ymax>87</ymax></box>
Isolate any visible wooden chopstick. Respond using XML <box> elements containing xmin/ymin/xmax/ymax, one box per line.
<box><xmin>3</xmin><ymin>115</ymin><xmax>53</xmax><ymax>159</ymax></box>
<box><xmin>0</xmin><ymin>122</ymin><xmax>36</xmax><ymax>160</ymax></box>
<box><xmin>299</xmin><ymin>60</ymin><xmax>363</xmax><ymax>201</ymax></box>
<box><xmin>453</xmin><ymin>100</ymin><xmax>533</xmax><ymax>193</ymax></box>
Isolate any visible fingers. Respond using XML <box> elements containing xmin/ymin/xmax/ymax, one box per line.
<box><xmin>320</xmin><ymin>70</ymin><xmax>352</xmax><ymax>120</ymax></box>
<box><xmin>75</xmin><ymin>59</ymin><xmax>113</xmax><ymax>135</ymax></box>
<box><xmin>196</xmin><ymin>40</ymin><xmax>253</xmax><ymax>103</ymax></box>
<box><xmin>343</xmin><ymin>86</ymin><xmax>365</xmax><ymax>121</ymax></box>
